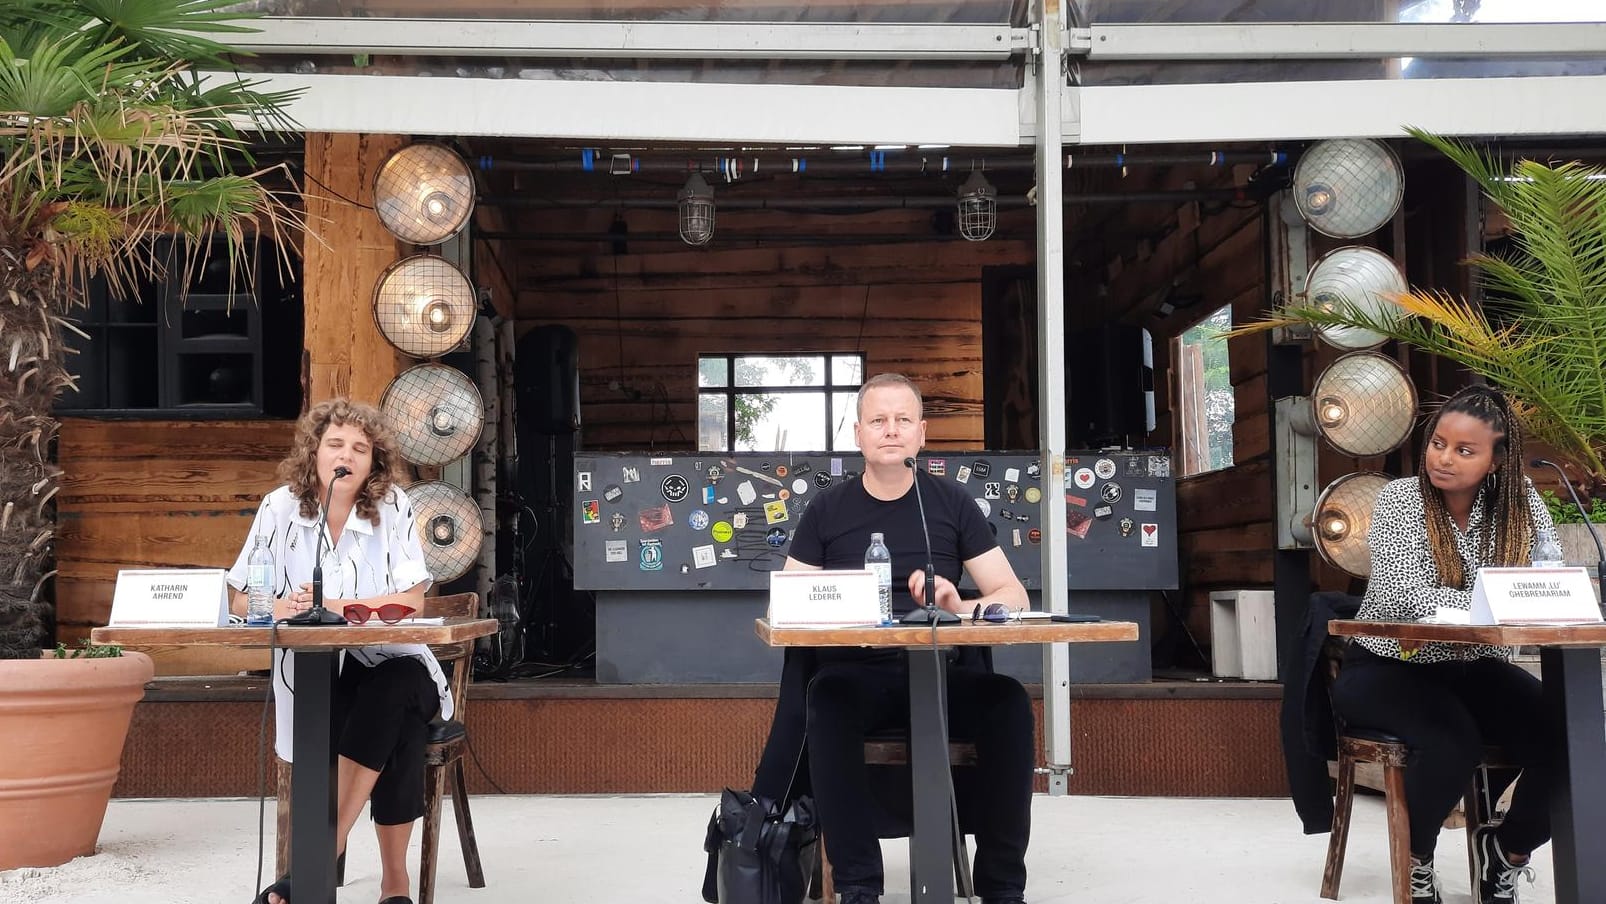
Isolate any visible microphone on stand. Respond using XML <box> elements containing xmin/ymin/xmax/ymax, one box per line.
<box><xmin>899</xmin><ymin>457</ymin><xmax>960</xmax><ymax>626</ymax></box>
<box><xmin>1530</xmin><ymin>458</ymin><xmax>1606</xmax><ymax>614</ymax></box>
<box><xmin>286</xmin><ymin>466</ymin><xmax>351</xmax><ymax>626</ymax></box>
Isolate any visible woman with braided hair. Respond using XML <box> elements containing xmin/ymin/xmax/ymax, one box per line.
<box><xmin>1330</xmin><ymin>384</ymin><xmax>1557</xmax><ymax>904</ymax></box>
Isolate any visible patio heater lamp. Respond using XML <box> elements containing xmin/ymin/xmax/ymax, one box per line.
<box><xmin>380</xmin><ymin>364</ymin><xmax>485</xmax><ymax>467</ymax></box>
<box><xmin>1292</xmin><ymin>138</ymin><xmax>1403</xmax><ymax>239</ymax></box>
<box><xmin>1304</xmin><ymin>246</ymin><xmax>1409</xmax><ymax>351</ymax></box>
<box><xmin>372</xmin><ymin>254</ymin><xmax>476</xmax><ymax>359</ymax></box>
<box><xmin>374</xmin><ymin>142</ymin><xmax>476</xmax><ymax>246</ymax></box>
<box><xmin>406</xmin><ymin>480</ymin><xmax>485</xmax><ymax>582</ymax></box>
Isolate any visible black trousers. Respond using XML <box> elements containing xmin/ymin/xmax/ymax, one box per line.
<box><xmin>1330</xmin><ymin>646</ymin><xmax>1553</xmax><ymax>858</ymax></box>
<box><xmin>804</xmin><ymin>655</ymin><xmax>1034</xmax><ymax>898</ymax></box>
<box><xmin>333</xmin><ymin>655</ymin><xmax>440</xmax><ymax>826</ymax></box>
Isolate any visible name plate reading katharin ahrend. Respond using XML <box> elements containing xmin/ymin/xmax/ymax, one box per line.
<box><xmin>108</xmin><ymin>568</ymin><xmax>230</xmax><ymax>628</ymax></box>
<box><xmin>767</xmin><ymin>569</ymin><xmax>880</xmax><ymax>627</ymax></box>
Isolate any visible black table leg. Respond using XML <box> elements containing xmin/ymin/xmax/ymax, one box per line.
<box><xmin>906</xmin><ymin>648</ymin><xmax>955</xmax><ymax>904</ymax></box>
<box><xmin>1539</xmin><ymin>646</ymin><xmax>1606</xmax><ymax>904</ymax></box>
<box><xmin>290</xmin><ymin>649</ymin><xmax>340</xmax><ymax>904</ymax></box>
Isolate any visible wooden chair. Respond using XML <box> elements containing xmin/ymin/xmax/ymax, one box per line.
<box><xmin>275</xmin><ymin>591</ymin><xmax>487</xmax><ymax>904</ymax></box>
<box><xmin>1320</xmin><ymin>640</ymin><xmax>1509</xmax><ymax>904</ymax></box>
<box><xmin>816</xmin><ymin>736</ymin><xmax>979</xmax><ymax>902</ymax></box>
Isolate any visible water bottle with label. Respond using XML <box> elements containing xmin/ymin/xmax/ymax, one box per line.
<box><xmin>1532</xmin><ymin>526</ymin><xmax>1566</xmax><ymax>568</ymax></box>
<box><xmin>246</xmin><ymin>535</ymin><xmax>275</xmax><ymax>625</ymax></box>
<box><xmin>865</xmin><ymin>532</ymin><xmax>893</xmax><ymax>624</ymax></box>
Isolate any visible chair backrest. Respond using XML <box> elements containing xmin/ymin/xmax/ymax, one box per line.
<box><xmin>421</xmin><ymin>592</ymin><xmax>480</xmax><ymax>717</ymax></box>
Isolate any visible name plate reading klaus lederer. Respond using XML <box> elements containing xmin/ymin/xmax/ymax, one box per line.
<box><xmin>767</xmin><ymin>569</ymin><xmax>880</xmax><ymax>627</ymax></box>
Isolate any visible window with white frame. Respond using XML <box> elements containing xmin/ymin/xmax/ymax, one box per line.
<box><xmin>697</xmin><ymin>354</ymin><xmax>865</xmax><ymax>452</ymax></box>
<box><xmin>1173</xmin><ymin>305</ymin><xmax>1235</xmax><ymax>476</ymax></box>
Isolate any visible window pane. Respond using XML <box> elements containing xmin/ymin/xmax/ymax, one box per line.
<box><xmin>1174</xmin><ymin>305</ymin><xmax>1235</xmax><ymax>476</ymax></box>
<box><xmin>734</xmin><ymin>355</ymin><xmax>824</xmax><ymax>388</ymax></box>
<box><xmin>698</xmin><ymin>356</ymin><xmax>728</xmax><ymax>388</ymax></box>
<box><xmin>734</xmin><ymin>392</ymin><xmax>826</xmax><ymax>451</ymax></box>
<box><xmin>831</xmin><ymin>391</ymin><xmax>859</xmax><ymax>451</ymax></box>
<box><xmin>698</xmin><ymin>393</ymin><xmax>729</xmax><ymax>452</ymax></box>
<box><xmin>831</xmin><ymin>355</ymin><xmax>864</xmax><ymax>386</ymax></box>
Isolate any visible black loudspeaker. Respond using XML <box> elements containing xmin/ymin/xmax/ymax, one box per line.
<box><xmin>1066</xmin><ymin>323</ymin><xmax>1155</xmax><ymax>447</ymax></box>
<box><xmin>516</xmin><ymin>324</ymin><xmax>581</xmax><ymax>436</ymax></box>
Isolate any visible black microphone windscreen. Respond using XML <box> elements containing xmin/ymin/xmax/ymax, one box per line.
<box><xmin>904</xmin><ymin>457</ymin><xmax>917</xmax><ymax>469</ymax></box>
<box><xmin>1529</xmin><ymin>458</ymin><xmax>1551</xmax><ymax>468</ymax></box>
<box><xmin>334</xmin><ymin>466</ymin><xmax>352</xmax><ymax>478</ymax></box>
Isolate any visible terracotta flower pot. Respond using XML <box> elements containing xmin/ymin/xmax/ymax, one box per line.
<box><xmin>0</xmin><ymin>650</ymin><xmax>154</xmax><ymax>869</ymax></box>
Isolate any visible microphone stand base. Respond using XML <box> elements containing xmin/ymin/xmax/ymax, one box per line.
<box><xmin>284</xmin><ymin>607</ymin><xmax>348</xmax><ymax>626</ymax></box>
<box><xmin>899</xmin><ymin>607</ymin><xmax>960</xmax><ymax>626</ymax></box>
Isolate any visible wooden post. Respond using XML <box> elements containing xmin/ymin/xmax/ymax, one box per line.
<box><xmin>301</xmin><ymin>133</ymin><xmax>410</xmax><ymax>407</ymax></box>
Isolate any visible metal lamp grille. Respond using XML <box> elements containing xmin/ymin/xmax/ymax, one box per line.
<box><xmin>1313</xmin><ymin>471</ymin><xmax>1392</xmax><ymax>577</ymax></box>
<box><xmin>374</xmin><ymin>143</ymin><xmax>474</xmax><ymax>245</ymax></box>
<box><xmin>1306</xmin><ymin>246</ymin><xmax>1408</xmax><ymax>351</ymax></box>
<box><xmin>380</xmin><ymin>364</ymin><xmax>484</xmax><ymax>466</ymax></box>
<box><xmin>1293</xmin><ymin>138</ymin><xmax>1403</xmax><ymax>238</ymax></box>
<box><xmin>1311</xmin><ymin>352</ymin><xmax>1418</xmax><ymax>457</ymax></box>
<box><xmin>373</xmin><ymin>254</ymin><xmax>475</xmax><ymax>358</ymax></box>
<box><xmin>956</xmin><ymin>171</ymin><xmax>997</xmax><ymax>242</ymax></box>
<box><xmin>678</xmin><ymin>173</ymin><xmax>715</xmax><ymax>246</ymax></box>
<box><xmin>407</xmin><ymin>480</ymin><xmax>484</xmax><ymax>582</ymax></box>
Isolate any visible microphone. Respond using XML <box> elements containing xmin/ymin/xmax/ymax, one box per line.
<box><xmin>1530</xmin><ymin>458</ymin><xmax>1606</xmax><ymax>613</ymax></box>
<box><xmin>899</xmin><ymin>457</ymin><xmax>959</xmax><ymax>626</ymax></box>
<box><xmin>285</xmin><ymin>466</ymin><xmax>352</xmax><ymax>626</ymax></box>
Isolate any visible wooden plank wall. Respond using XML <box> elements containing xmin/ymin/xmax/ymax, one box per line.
<box><xmin>54</xmin><ymin>419</ymin><xmax>291</xmax><ymax>671</ymax></box>
<box><xmin>514</xmin><ymin>205</ymin><xmax>1038</xmax><ymax>450</ymax></box>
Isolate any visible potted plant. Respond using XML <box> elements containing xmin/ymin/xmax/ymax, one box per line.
<box><xmin>1541</xmin><ymin>490</ymin><xmax>1606</xmax><ymax>568</ymax></box>
<box><xmin>1246</xmin><ymin>128</ymin><xmax>1606</xmax><ymax>507</ymax></box>
<box><xmin>0</xmin><ymin>0</ymin><xmax>299</xmax><ymax>868</ymax></box>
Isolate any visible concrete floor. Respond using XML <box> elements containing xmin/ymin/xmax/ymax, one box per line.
<box><xmin>0</xmin><ymin>793</ymin><xmax>1554</xmax><ymax>904</ymax></box>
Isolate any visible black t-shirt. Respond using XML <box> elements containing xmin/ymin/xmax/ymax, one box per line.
<box><xmin>788</xmin><ymin>471</ymin><xmax>997</xmax><ymax>615</ymax></box>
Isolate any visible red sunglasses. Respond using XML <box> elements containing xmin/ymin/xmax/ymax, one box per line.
<box><xmin>342</xmin><ymin>603</ymin><xmax>417</xmax><ymax>625</ymax></box>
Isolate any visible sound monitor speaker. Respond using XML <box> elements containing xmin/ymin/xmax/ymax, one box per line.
<box><xmin>515</xmin><ymin>324</ymin><xmax>581</xmax><ymax>436</ymax></box>
<box><xmin>1066</xmin><ymin>323</ymin><xmax>1155</xmax><ymax>447</ymax></box>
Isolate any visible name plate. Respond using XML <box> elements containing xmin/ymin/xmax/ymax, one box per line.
<box><xmin>767</xmin><ymin>569</ymin><xmax>880</xmax><ymax>627</ymax></box>
<box><xmin>109</xmin><ymin>568</ymin><xmax>230</xmax><ymax>628</ymax></box>
<box><xmin>1469</xmin><ymin>567</ymin><xmax>1604</xmax><ymax>626</ymax></box>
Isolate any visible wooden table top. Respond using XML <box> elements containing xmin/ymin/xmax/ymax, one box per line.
<box><xmin>756</xmin><ymin>617</ymin><xmax>1139</xmax><ymax>648</ymax></box>
<box><xmin>91</xmin><ymin>616</ymin><xmax>498</xmax><ymax>650</ymax></box>
<box><xmin>1330</xmin><ymin>619</ymin><xmax>1606</xmax><ymax>648</ymax></box>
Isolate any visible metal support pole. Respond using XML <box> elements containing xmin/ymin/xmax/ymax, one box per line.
<box><xmin>1033</xmin><ymin>0</ymin><xmax>1073</xmax><ymax>796</ymax></box>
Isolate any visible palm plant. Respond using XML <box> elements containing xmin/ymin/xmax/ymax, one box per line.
<box><xmin>1246</xmin><ymin>127</ymin><xmax>1606</xmax><ymax>490</ymax></box>
<box><xmin>0</xmin><ymin>0</ymin><xmax>302</xmax><ymax>659</ymax></box>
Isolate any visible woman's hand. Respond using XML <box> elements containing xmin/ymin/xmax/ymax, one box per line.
<box><xmin>275</xmin><ymin>583</ymin><xmax>318</xmax><ymax>619</ymax></box>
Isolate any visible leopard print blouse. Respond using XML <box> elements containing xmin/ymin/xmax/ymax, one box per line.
<box><xmin>1354</xmin><ymin>475</ymin><xmax>1553</xmax><ymax>664</ymax></box>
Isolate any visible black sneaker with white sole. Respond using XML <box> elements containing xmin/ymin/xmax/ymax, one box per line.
<box><xmin>1473</xmin><ymin>825</ymin><xmax>1537</xmax><ymax>903</ymax></box>
<box><xmin>1409</xmin><ymin>855</ymin><xmax>1441</xmax><ymax>904</ymax></box>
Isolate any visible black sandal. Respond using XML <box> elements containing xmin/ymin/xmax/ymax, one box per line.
<box><xmin>252</xmin><ymin>876</ymin><xmax>290</xmax><ymax>904</ymax></box>
<box><xmin>377</xmin><ymin>897</ymin><xmax>413</xmax><ymax>904</ymax></box>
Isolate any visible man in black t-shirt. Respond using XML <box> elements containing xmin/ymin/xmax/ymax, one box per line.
<box><xmin>783</xmin><ymin>373</ymin><xmax>1033</xmax><ymax>904</ymax></box>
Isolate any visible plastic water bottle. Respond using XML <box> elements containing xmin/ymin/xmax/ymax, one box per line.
<box><xmin>246</xmin><ymin>535</ymin><xmax>275</xmax><ymax>624</ymax></box>
<box><xmin>865</xmin><ymin>532</ymin><xmax>892</xmax><ymax>624</ymax></box>
<box><xmin>1532</xmin><ymin>526</ymin><xmax>1566</xmax><ymax>568</ymax></box>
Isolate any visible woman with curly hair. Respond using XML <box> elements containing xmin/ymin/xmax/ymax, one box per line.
<box><xmin>1331</xmin><ymin>384</ymin><xmax>1557</xmax><ymax>904</ymax></box>
<box><xmin>227</xmin><ymin>398</ymin><xmax>444</xmax><ymax>904</ymax></box>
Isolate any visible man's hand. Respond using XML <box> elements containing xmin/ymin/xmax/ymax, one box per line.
<box><xmin>908</xmin><ymin>570</ymin><xmax>964</xmax><ymax>614</ymax></box>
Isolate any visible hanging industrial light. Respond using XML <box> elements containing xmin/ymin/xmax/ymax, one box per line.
<box><xmin>1292</xmin><ymin>138</ymin><xmax>1403</xmax><ymax>238</ymax></box>
<box><xmin>1309</xmin><ymin>352</ymin><xmax>1418</xmax><ymax>457</ymax></box>
<box><xmin>372</xmin><ymin>254</ymin><xmax>476</xmax><ymax>358</ymax></box>
<box><xmin>956</xmin><ymin>170</ymin><xmax>997</xmax><ymax>242</ymax></box>
<box><xmin>380</xmin><ymin>364</ymin><xmax>485</xmax><ymax>466</ymax></box>
<box><xmin>1310</xmin><ymin>471</ymin><xmax>1392</xmax><ymax>577</ymax></box>
<box><xmin>373</xmin><ymin>143</ymin><xmax>475</xmax><ymax>245</ymax></box>
<box><xmin>677</xmin><ymin>172</ymin><xmax>715</xmax><ymax>246</ymax></box>
<box><xmin>406</xmin><ymin>480</ymin><xmax>485</xmax><ymax>582</ymax></box>
<box><xmin>1304</xmin><ymin>246</ymin><xmax>1408</xmax><ymax>350</ymax></box>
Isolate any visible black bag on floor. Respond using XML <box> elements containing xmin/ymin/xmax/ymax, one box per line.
<box><xmin>701</xmin><ymin>787</ymin><xmax>819</xmax><ymax>904</ymax></box>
